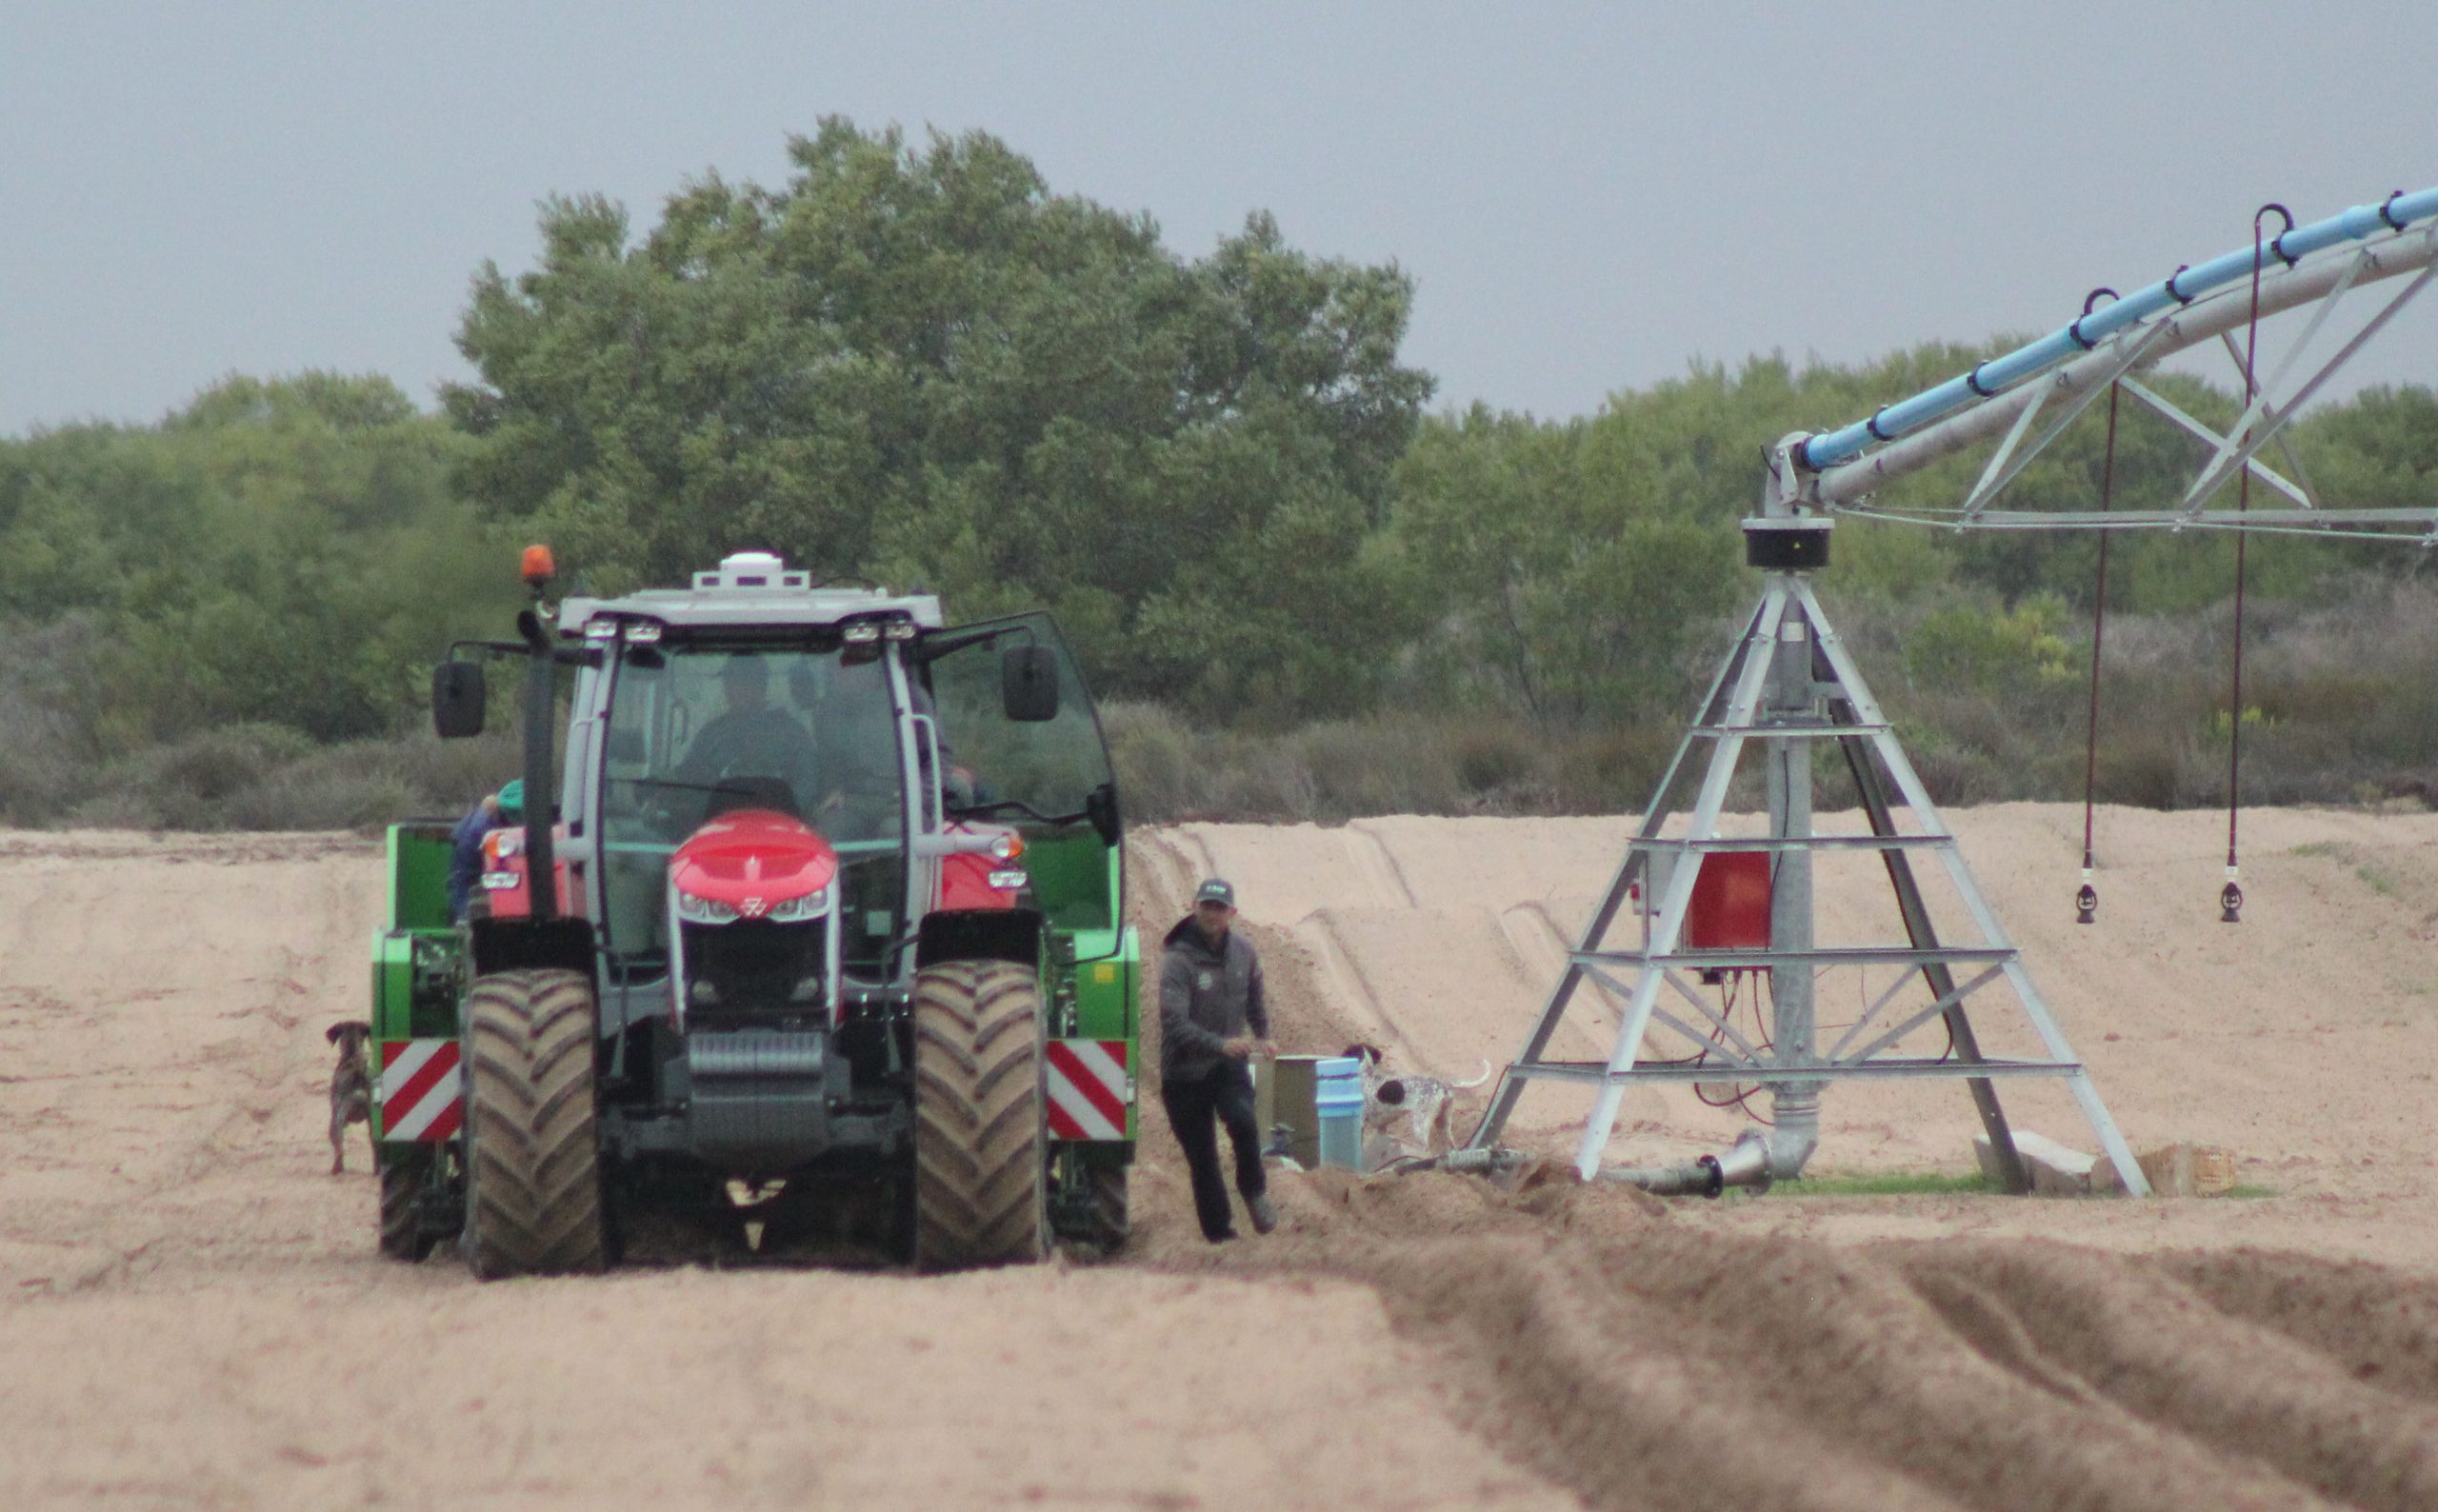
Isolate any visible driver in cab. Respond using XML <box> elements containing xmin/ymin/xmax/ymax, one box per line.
<box><xmin>672</xmin><ymin>655</ymin><xmax>813</xmax><ymax>816</ymax></box>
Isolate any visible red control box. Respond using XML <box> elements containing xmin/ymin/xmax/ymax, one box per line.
<box><xmin>1688</xmin><ymin>851</ymin><xmax>1772</xmax><ymax>950</ymax></box>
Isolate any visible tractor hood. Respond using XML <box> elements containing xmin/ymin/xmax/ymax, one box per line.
<box><xmin>669</xmin><ymin>810</ymin><xmax>839</xmax><ymax>920</ymax></box>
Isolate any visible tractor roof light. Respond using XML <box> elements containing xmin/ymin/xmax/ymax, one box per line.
<box><xmin>843</xmin><ymin>622</ymin><xmax>881</xmax><ymax>644</ymax></box>
<box><xmin>883</xmin><ymin>620</ymin><xmax>917</xmax><ymax>641</ymax></box>
<box><xmin>585</xmin><ymin>618</ymin><xmax>618</xmax><ymax>641</ymax></box>
<box><xmin>626</xmin><ymin>620</ymin><xmax>662</xmax><ymax>643</ymax></box>
<box><xmin>521</xmin><ymin>544</ymin><xmax>557</xmax><ymax>587</ymax></box>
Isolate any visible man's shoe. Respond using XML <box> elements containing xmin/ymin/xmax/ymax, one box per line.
<box><xmin>1205</xmin><ymin>1228</ymin><xmax>1238</xmax><ymax>1244</ymax></box>
<box><xmin>1248</xmin><ymin>1194</ymin><xmax>1279</xmax><ymax>1235</ymax></box>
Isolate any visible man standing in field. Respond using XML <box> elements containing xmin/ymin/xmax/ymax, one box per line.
<box><xmin>1159</xmin><ymin>879</ymin><xmax>1278</xmax><ymax>1243</ymax></box>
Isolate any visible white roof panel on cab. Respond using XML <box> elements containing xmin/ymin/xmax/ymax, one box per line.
<box><xmin>555</xmin><ymin>551</ymin><xmax>945</xmax><ymax>634</ymax></box>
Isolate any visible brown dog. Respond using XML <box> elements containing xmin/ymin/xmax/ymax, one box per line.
<box><xmin>327</xmin><ymin>1021</ymin><xmax>372</xmax><ymax>1175</ymax></box>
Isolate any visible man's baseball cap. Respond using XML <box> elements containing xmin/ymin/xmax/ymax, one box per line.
<box><xmin>1193</xmin><ymin>878</ymin><xmax>1236</xmax><ymax>908</ymax></box>
<box><xmin>497</xmin><ymin>779</ymin><xmax>525</xmax><ymax>819</ymax></box>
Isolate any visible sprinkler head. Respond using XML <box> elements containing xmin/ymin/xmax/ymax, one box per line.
<box><xmin>2074</xmin><ymin>883</ymin><xmax>2098</xmax><ymax>925</ymax></box>
<box><xmin>2218</xmin><ymin>880</ymin><xmax>2244</xmax><ymax>925</ymax></box>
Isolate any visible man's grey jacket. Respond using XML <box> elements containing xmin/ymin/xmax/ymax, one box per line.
<box><xmin>1157</xmin><ymin>916</ymin><xmax>1268</xmax><ymax>1084</ymax></box>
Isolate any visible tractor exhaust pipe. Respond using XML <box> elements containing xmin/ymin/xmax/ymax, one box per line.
<box><xmin>515</xmin><ymin>547</ymin><xmax>559</xmax><ymax>922</ymax></box>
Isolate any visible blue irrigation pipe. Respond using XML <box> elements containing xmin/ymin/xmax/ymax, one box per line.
<box><xmin>1796</xmin><ymin>187</ymin><xmax>2438</xmax><ymax>472</ymax></box>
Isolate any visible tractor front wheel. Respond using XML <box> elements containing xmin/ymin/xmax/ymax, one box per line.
<box><xmin>462</xmin><ymin>968</ymin><xmax>607</xmax><ymax>1278</ymax></box>
<box><xmin>910</xmin><ymin>959</ymin><xmax>1049</xmax><ymax>1271</ymax></box>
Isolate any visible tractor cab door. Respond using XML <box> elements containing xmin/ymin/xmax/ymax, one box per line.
<box><xmin>920</xmin><ymin>614</ymin><xmax>1121</xmax><ymax>943</ymax></box>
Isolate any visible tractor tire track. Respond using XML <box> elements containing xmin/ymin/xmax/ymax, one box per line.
<box><xmin>1133</xmin><ymin>1167</ymin><xmax>2438</xmax><ymax>1512</ymax></box>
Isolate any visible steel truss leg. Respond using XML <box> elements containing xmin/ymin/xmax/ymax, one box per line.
<box><xmin>1829</xmin><ymin>695</ymin><xmax>2031</xmax><ymax>1195</ymax></box>
<box><xmin>1468</xmin><ymin>592</ymin><xmax>1774</xmax><ymax>1148</ymax></box>
<box><xmin>1799</xmin><ymin>583</ymin><xmax>2148</xmax><ymax>1196</ymax></box>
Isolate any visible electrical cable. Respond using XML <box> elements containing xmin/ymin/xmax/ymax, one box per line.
<box><xmin>1692</xmin><ymin>970</ymin><xmax>1773</xmax><ymax>1124</ymax></box>
<box><xmin>1691</xmin><ymin>972</ymin><xmax>1744</xmax><ymax>1105</ymax></box>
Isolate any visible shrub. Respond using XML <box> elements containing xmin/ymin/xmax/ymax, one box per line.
<box><xmin>1103</xmin><ymin>701</ymin><xmax>1209</xmax><ymax>823</ymax></box>
<box><xmin>1903</xmin><ymin>593</ymin><xmax>2077</xmax><ymax>695</ymax></box>
<box><xmin>1449</xmin><ymin>722</ymin><xmax>1543</xmax><ymax>799</ymax></box>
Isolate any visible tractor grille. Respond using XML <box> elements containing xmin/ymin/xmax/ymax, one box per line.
<box><xmin>680</xmin><ymin>918</ymin><xmax>823</xmax><ymax>1016</ymax></box>
<box><xmin>686</xmin><ymin>1028</ymin><xmax>826</xmax><ymax>1078</ymax></box>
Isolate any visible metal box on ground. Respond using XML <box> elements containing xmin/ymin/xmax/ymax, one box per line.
<box><xmin>1258</xmin><ymin>1055</ymin><xmax>1329</xmax><ymax>1166</ymax></box>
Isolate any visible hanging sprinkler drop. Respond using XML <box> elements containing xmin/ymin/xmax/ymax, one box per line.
<box><xmin>2075</xmin><ymin>371</ymin><xmax>2121</xmax><ymax>928</ymax></box>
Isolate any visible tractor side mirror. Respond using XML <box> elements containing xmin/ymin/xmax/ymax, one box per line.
<box><xmin>1001</xmin><ymin>645</ymin><xmax>1060</xmax><ymax>723</ymax></box>
<box><xmin>431</xmin><ymin>660</ymin><xmax>488</xmax><ymax>739</ymax></box>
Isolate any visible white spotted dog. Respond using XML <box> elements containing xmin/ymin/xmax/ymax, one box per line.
<box><xmin>327</xmin><ymin>1021</ymin><xmax>373</xmax><ymax>1175</ymax></box>
<box><xmin>1341</xmin><ymin>1043</ymin><xmax>1493</xmax><ymax>1163</ymax></box>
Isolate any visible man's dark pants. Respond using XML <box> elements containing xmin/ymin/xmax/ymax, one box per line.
<box><xmin>1161</xmin><ymin>1061</ymin><xmax>1266</xmax><ymax>1242</ymax></box>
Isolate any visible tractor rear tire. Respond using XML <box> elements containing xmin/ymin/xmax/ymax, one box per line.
<box><xmin>910</xmin><ymin>959</ymin><xmax>1049</xmax><ymax>1271</ymax></box>
<box><xmin>462</xmin><ymin>968</ymin><xmax>607</xmax><ymax>1278</ymax></box>
<box><xmin>378</xmin><ymin>1150</ymin><xmax>439</xmax><ymax>1263</ymax></box>
<box><xmin>1088</xmin><ymin>1163</ymin><xmax>1129</xmax><ymax>1255</ymax></box>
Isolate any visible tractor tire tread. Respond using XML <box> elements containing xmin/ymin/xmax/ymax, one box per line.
<box><xmin>378</xmin><ymin>1152</ymin><xmax>438</xmax><ymax>1263</ymax></box>
<box><xmin>463</xmin><ymin>968</ymin><xmax>606</xmax><ymax>1278</ymax></box>
<box><xmin>1089</xmin><ymin>1164</ymin><xmax>1129</xmax><ymax>1256</ymax></box>
<box><xmin>911</xmin><ymin>959</ymin><xmax>1049</xmax><ymax>1271</ymax></box>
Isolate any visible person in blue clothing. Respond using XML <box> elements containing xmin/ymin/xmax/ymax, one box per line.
<box><xmin>448</xmin><ymin>780</ymin><xmax>524</xmax><ymax>922</ymax></box>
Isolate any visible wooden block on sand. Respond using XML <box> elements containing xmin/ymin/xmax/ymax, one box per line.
<box><xmin>2113</xmin><ymin>1142</ymin><xmax>2237</xmax><ymax>1198</ymax></box>
<box><xmin>1975</xmin><ymin>1133</ymin><xmax>2238</xmax><ymax>1197</ymax></box>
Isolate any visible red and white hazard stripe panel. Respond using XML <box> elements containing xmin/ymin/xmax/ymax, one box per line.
<box><xmin>1045</xmin><ymin>1039</ymin><xmax>1130</xmax><ymax>1142</ymax></box>
<box><xmin>378</xmin><ymin>1039</ymin><xmax>464</xmax><ymax>1143</ymax></box>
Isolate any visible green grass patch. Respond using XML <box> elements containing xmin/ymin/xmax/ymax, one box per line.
<box><xmin>1739</xmin><ymin>1171</ymin><xmax>2273</xmax><ymax>1200</ymax></box>
<box><xmin>1764</xmin><ymin>1170</ymin><xmax>1996</xmax><ymax>1197</ymax></box>
<box><xmin>2282</xmin><ymin>842</ymin><xmax>2399</xmax><ymax>897</ymax></box>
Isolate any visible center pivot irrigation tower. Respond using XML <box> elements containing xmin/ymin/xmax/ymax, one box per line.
<box><xmin>1471</xmin><ymin>188</ymin><xmax>2438</xmax><ymax>1197</ymax></box>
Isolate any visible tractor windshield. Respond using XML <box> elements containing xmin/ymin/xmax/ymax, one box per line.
<box><xmin>595</xmin><ymin>645</ymin><xmax>909</xmax><ymax>978</ymax></box>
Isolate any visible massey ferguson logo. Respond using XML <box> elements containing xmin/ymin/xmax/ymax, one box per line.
<box><xmin>740</xmin><ymin>897</ymin><xmax>768</xmax><ymax>918</ymax></box>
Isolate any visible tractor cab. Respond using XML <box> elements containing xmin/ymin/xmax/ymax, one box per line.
<box><xmin>564</xmin><ymin>558</ymin><xmax>1121</xmax><ymax>1025</ymax></box>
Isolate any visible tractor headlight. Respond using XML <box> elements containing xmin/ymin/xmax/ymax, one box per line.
<box><xmin>674</xmin><ymin>890</ymin><xmax>741</xmax><ymax>925</ymax></box>
<box><xmin>764</xmin><ymin>888</ymin><xmax>831</xmax><ymax>924</ymax></box>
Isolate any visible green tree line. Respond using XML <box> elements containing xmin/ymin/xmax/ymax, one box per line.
<box><xmin>4</xmin><ymin>118</ymin><xmax>2434</xmax><ymax>826</ymax></box>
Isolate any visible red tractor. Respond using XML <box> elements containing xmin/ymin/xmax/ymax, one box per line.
<box><xmin>366</xmin><ymin>550</ymin><xmax>1138</xmax><ymax>1274</ymax></box>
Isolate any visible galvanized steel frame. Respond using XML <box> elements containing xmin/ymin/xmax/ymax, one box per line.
<box><xmin>1816</xmin><ymin>222</ymin><xmax>2438</xmax><ymax>536</ymax></box>
<box><xmin>1467</xmin><ymin>199</ymin><xmax>2438</xmax><ymax>1200</ymax></box>
<box><xmin>1469</xmin><ymin>576</ymin><xmax>2149</xmax><ymax>1196</ymax></box>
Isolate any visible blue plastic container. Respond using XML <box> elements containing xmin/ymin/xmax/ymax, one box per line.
<box><xmin>1313</xmin><ymin>1055</ymin><xmax>1366</xmax><ymax>1171</ymax></box>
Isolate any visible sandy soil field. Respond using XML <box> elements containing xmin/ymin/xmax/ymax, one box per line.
<box><xmin>6</xmin><ymin>806</ymin><xmax>2438</xmax><ymax>1509</ymax></box>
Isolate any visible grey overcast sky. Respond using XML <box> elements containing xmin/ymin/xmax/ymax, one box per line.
<box><xmin>5</xmin><ymin>3</ymin><xmax>2434</xmax><ymax>439</ymax></box>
